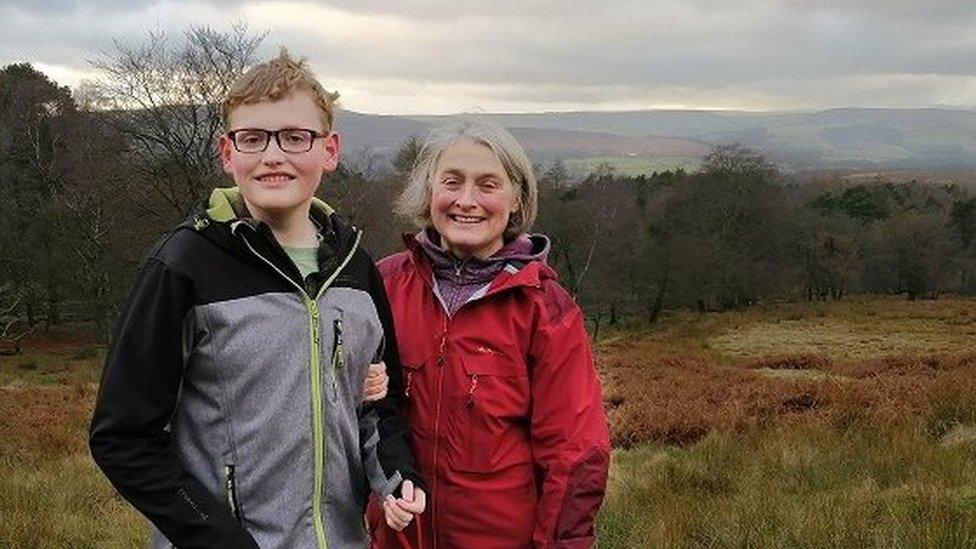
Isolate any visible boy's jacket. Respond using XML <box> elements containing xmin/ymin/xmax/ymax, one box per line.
<box><xmin>90</xmin><ymin>188</ymin><xmax>420</xmax><ymax>548</ymax></box>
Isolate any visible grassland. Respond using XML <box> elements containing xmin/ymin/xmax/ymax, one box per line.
<box><xmin>2</xmin><ymin>297</ymin><xmax>975</xmax><ymax>547</ymax></box>
<box><xmin>596</xmin><ymin>297</ymin><xmax>976</xmax><ymax>547</ymax></box>
<box><xmin>0</xmin><ymin>329</ymin><xmax>144</xmax><ymax>547</ymax></box>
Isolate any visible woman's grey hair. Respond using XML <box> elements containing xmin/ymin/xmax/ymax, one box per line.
<box><xmin>395</xmin><ymin>117</ymin><xmax>538</xmax><ymax>238</ymax></box>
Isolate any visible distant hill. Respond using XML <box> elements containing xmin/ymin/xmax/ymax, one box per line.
<box><xmin>334</xmin><ymin>107</ymin><xmax>976</xmax><ymax>176</ymax></box>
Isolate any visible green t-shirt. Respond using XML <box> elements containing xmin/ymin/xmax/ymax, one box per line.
<box><xmin>283</xmin><ymin>245</ymin><xmax>319</xmax><ymax>280</ymax></box>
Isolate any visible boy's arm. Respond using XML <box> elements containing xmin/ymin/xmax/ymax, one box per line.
<box><xmin>361</xmin><ymin>260</ymin><xmax>425</xmax><ymax>496</ymax></box>
<box><xmin>89</xmin><ymin>257</ymin><xmax>258</xmax><ymax>548</ymax></box>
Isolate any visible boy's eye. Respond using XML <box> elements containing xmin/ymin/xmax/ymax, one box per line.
<box><xmin>282</xmin><ymin>131</ymin><xmax>311</xmax><ymax>145</ymax></box>
<box><xmin>239</xmin><ymin>133</ymin><xmax>263</xmax><ymax>144</ymax></box>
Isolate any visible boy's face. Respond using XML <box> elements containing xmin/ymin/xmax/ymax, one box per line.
<box><xmin>218</xmin><ymin>90</ymin><xmax>339</xmax><ymax>220</ymax></box>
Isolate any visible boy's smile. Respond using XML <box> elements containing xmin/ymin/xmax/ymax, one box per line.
<box><xmin>218</xmin><ymin>90</ymin><xmax>339</xmax><ymax>224</ymax></box>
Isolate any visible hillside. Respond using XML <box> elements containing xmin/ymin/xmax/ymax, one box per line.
<box><xmin>335</xmin><ymin>107</ymin><xmax>976</xmax><ymax>175</ymax></box>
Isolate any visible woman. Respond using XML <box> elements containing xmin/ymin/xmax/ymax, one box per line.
<box><xmin>369</xmin><ymin>119</ymin><xmax>611</xmax><ymax>548</ymax></box>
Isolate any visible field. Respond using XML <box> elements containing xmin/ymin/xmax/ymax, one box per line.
<box><xmin>597</xmin><ymin>297</ymin><xmax>976</xmax><ymax>547</ymax></box>
<box><xmin>2</xmin><ymin>297</ymin><xmax>976</xmax><ymax>547</ymax></box>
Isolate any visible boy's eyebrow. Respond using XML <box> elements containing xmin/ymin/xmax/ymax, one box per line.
<box><xmin>229</xmin><ymin>125</ymin><xmax>325</xmax><ymax>132</ymax></box>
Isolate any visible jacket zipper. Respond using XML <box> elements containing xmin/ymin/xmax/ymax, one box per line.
<box><xmin>430</xmin><ymin>316</ymin><xmax>449</xmax><ymax>549</ymax></box>
<box><xmin>237</xmin><ymin>225</ymin><xmax>362</xmax><ymax>549</ymax></box>
<box><xmin>418</xmin><ymin>257</ymin><xmax>523</xmax><ymax>548</ymax></box>
<box><xmin>331</xmin><ymin>318</ymin><xmax>343</xmax><ymax>400</ymax></box>
<box><xmin>225</xmin><ymin>464</ymin><xmax>242</xmax><ymax>523</ymax></box>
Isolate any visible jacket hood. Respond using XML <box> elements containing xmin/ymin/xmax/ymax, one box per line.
<box><xmin>190</xmin><ymin>187</ymin><xmax>358</xmax><ymax>248</ymax></box>
<box><xmin>414</xmin><ymin>228</ymin><xmax>551</xmax><ymax>269</ymax></box>
<box><xmin>204</xmin><ymin>187</ymin><xmax>336</xmax><ymax>226</ymax></box>
<box><xmin>402</xmin><ymin>229</ymin><xmax>558</xmax><ymax>296</ymax></box>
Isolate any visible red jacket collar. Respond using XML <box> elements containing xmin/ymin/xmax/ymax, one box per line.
<box><xmin>401</xmin><ymin>234</ymin><xmax>558</xmax><ymax>295</ymax></box>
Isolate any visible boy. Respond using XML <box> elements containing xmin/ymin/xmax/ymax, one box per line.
<box><xmin>89</xmin><ymin>50</ymin><xmax>424</xmax><ymax>548</ymax></box>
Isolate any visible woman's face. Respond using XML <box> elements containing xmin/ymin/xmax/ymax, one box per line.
<box><xmin>429</xmin><ymin>137</ymin><xmax>520</xmax><ymax>260</ymax></box>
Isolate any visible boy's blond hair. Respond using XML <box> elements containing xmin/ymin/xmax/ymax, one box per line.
<box><xmin>222</xmin><ymin>48</ymin><xmax>339</xmax><ymax>131</ymax></box>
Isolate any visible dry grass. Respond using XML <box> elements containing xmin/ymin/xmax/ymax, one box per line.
<box><xmin>4</xmin><ymin>299</ymin><xmax>976</xmax><ymax>547</ymax></box>
<box><xmin>597</xmin><ymin>297</ymin><xmax>976</xmax><ymax>448</ymax></box>
<box><xmin>0</xmin><ymin>331</ymin><xmax>146</xmax><ymax>548</ymax></box>
<box><xmin>598</xmin><ymin>425</ymin><xmax>976</xmax><ymax>548</ymax></box>
<box><xmin>0</xmin><ymin>383</ymin><xmax>95</xmax><ymax>458</ymax></box>
<box><xmin>594</xmin><ymin>297</ymin><xmax>976</xmax><ymax>547</ymax></box>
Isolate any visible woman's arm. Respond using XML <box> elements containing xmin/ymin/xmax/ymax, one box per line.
<box><xmin>528</xmin><ymin>287</ymin><xmax>611</xmax><ymax>548</ymax></box>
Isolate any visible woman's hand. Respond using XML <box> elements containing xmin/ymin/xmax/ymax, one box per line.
<box><xmin>363</xmin><ymin>361</ymin><xmax>389</xmax><ymax>402</ymax></box>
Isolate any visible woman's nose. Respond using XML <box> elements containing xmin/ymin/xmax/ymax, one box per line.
<box><xmin>455</xmin><ymin>183</ymin><xmax>478</xmax><ymax>206</ymax></box>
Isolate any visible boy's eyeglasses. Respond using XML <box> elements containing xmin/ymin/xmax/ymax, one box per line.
<box><xmin>226</xmin><ymin>128</ymin><xmax>328</xmax><ymax>154</ymax></box>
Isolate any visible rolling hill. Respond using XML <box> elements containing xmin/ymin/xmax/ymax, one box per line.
<box><xmin>335</xmin><ymin>107</ymin><xmax>976</xmax><ymax>176</ymax></box>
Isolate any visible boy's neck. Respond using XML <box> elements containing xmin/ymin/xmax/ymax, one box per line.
<box><xmin>245</xmin><ymin>199</ymin><xmax>319</xmax><ymax>248</ymax></box>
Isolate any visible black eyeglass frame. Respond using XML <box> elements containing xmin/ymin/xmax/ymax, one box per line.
<box><xmin>226</xmin><ymin>128</ymin><xmax>329</xmax><ymax>154</ymax></box>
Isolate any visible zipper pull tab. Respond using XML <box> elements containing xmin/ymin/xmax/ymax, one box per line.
<box><xmin>466</xmin><ymin>374</ymin><xmax>478</xmax><ymax>408</ymax></box>
<box><xmin>333</xmin><ymin>319</ymin><xmax>344</xmax><ymax>368</ymax></box>
<box><xmin>332</xmin><ymin>318</ymin><xmax>343</xmax><ymax>401</ymax></box>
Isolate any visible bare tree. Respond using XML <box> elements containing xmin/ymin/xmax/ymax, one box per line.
<box><xmin>91</xmin><ymin>24</ymin><xmax>266</xmax><ymax>218</ymax></box>
<box><xmin>0</xmin><ymin>283</ymin><xmax>30</xmax><ymax>354</ymax></box>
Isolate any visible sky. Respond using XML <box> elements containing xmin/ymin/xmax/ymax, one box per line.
<box><xmin>2</xmin><ymin>0</ymin><xmax>976</xmax><ymax>115</ymax></box>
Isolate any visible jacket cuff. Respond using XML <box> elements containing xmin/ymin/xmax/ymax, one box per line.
<box><xmin>391</xmin><ymin>470</ymin><xmax>428</xmax><ymax>498</ymax></box>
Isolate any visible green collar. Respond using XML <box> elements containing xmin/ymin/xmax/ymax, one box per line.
<box><xmin>205</xmin><ymin>187</ymin><xmax>335</xmax><ymax>224</ymax></box>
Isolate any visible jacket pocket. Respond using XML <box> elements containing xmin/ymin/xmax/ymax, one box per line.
<box><xmin>224</xmin><ymin>463</ymin><xmax>243</xmax><ymax>523</ymax></box>
<box><xmin>399</xmin><ymin>358</ymin><xmax>429</xmax><ymax>438</ymax></box>
<box><xmin>451</xmin><ymin>354</ymin><xmax>531</xmax><ymax>474</ymax></box>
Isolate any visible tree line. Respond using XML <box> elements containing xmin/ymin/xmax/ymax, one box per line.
<box><xmin>534</xmin><ymin>149</ymin><xmax>975</xmax><ymax>336</ymax></box>
<box><xmin>2</xmin><ymin>26</ymin><xmax>974</xmax><ymax>347</ymax></box>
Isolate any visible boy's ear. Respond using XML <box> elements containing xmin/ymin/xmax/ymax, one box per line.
<box><xmin>322</xmin><ymin>132</ymin><xmax>341</xmax><ymax>172</ymax></box>
<box><xmin>217</xmin><ymin>134</ymin><xmax>235</xmax><ymax>174</ymax></box>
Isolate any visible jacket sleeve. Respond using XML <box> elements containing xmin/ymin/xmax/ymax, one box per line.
<box><xmin>528</xmin><ymin>287</ymin><xmax>611</xmax><ymax>549</ymax></box>
<box><xmin>89</xmin><ymin>256</ymin><xmax>258</xmax><ymax>548</ymax></box>
<box><xmin>363</xmin><ymin>259</ymin><xmax>425</xmax><ymax>495</ymax></box>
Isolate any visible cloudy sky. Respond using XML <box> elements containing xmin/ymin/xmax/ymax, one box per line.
<box><xmin>2</xmin><ymin>0</ymin><xmax>975</xmax><ymax>114</ymax></box>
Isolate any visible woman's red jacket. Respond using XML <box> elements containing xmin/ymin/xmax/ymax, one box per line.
<box><xmin>369</xmin><ymin>239</ymin><xmax>611</xmax><ymax>548</ymax></box>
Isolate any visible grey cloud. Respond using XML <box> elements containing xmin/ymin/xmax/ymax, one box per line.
<box><xmin>2</xmin><ymin>0</ymin><xmax>974</xmax><ymax>111</ymax></box>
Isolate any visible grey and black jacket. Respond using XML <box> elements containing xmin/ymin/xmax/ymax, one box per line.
<box><xmin>90</xmin><ymin>188</ymin><xmax>421</xmax><ymax>548</ymax></box>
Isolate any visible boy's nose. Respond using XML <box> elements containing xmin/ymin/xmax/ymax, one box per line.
<box><xmin>261</xmin><ymin>140</ymin><xmax>287</xmax><ymax>163</ymax></box>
